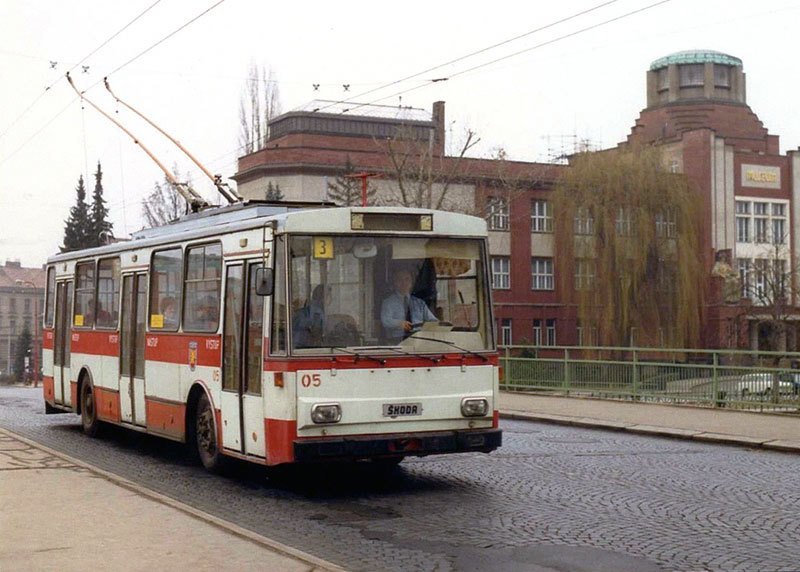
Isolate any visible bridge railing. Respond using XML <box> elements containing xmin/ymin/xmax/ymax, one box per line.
<box><xmin>499</xmin><ymin>345</ymin><xmax>800</xmax><ymax>413</ymax></box>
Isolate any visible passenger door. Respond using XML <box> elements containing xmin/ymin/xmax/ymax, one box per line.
<box><xmin>53</xmin><ymin>280</ymin><xmax>73</xmax><ymax>406</ymax></box>
<box><xmin>119</xmin><ymin>273</ymin><xmax>147</xmax><ymax>426</ymax></box>
<box><xmin>221</xmin><ymin>261</ymin><xmax>266</xmax><ymax>457</ymax></box>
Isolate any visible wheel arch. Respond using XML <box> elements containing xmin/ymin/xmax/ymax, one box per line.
<box><xmin>75</xmin><ymin>367</ymin><xmax>93</xmax><ymax>415</ymax></box>
<box><xmin>185</xmin><ymin>383</ymin><xmax>211</xmax><ymax>444</ymax></box>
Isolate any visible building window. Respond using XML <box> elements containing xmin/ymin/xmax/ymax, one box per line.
<box><xmin>657</xmin><ymin>68</ymin><xmax>669</xmax><ymax>91</ymax></box>
<box><xmin>545</xmin><ymin>319</ymin><xmax>557</xmax><ymax>346</ymax></box>
<box><xmin>735</xmin><ymin>200</ymin><xmax>750</xmax><ymax>243</ymax></box>
<box><xmin>487</xmin><ymin>197</ymin><xmax>509</xmax><ymax>231</ymax></box>
<box><xmin>714</xmin><ymin>64</ymin><xmax>730</xmax><ymax>88</ymax></box>
<box><xmin>24</xmin><ymin>298</ymin><xmax>31</xmax><ymax>314</ymax></box>
<box><xmin>736</xmin><ymin>199</ymin><xmax>788</xmax><ymax>245</ymax></box>
<box><xmin>9</xmin><ymin>298</ymin><xmax>16</xmax><ymax>313</ymax></box>
<box><xmin>615</xmin><ymin>207</ymin><xmax>632</xmax><ymax>236</ymax></box>
<box><xmin>532</xmin><ymin>319</ymin><xmax>542</xmax><ymax>345</ymax></box>
<box><xmin>679</xmin><ymin>64</ymin><xmax>704</xmax><ymax>87</ymax></box>
<box><xmin>655</xmin><ymin>209</ymin><xmax>676</xmax><ymax>238</ymax></box>
<box><xmin>491</xmin><ymin>257</ymin><xmax>510</xmax><ymax>290</ymax></box>
<box><xmin>500</xmin><ymin>319</ymin><xmax>512</xmax><ymax>346</ymax></box>
<box><xmin>531</xmin><ymin>200</ymin><xmax>553</xmax><ymax>233</ymax></box>
<box><xmin>753</xmin><ymin>259</ymin><xmax>769</xmax><ymax>302</ymax></box>
<box><xmin>738</xmin><ymin>258</ymin><xmax>750</xmax><ymax>299</ymax></box>
<box><xmin>531</xmin><ymin>258</ymin><xmax>554</xmax><ymax>290</ymax></box>
<box><xmin>575</xmin><ymin>259</ymin><xmax>595</xmax><ymax>290</ymax></box>
<box><xmin>574</xmin><ymin>207</ymin><xmax>594</xmax><ymax>235</ymax></box>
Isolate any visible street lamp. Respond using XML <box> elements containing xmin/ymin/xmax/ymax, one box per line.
<box><xmin>15</xmin><ymin>279</ymin><xmax>40</xmax><ymax>387</ymax></box>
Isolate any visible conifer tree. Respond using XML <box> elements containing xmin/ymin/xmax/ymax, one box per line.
<box><xmin>90</xmin><ymin>161</ymin><xmax>113</xmax><ymax>246</ymax></box>
<box><xmin>13</xmin><ymin>323</ymin><xmax>32</xmax><ymax>383</ymax></box>
<box><xmin>326</xmin><ymin>157</ymin><xmax>376</xmax><ymax>206</ymax></box>
<box><xmin>265</xmin><ymin>181</ymin><xmax>284</xmax><ymax>202</ymax></box>
<box><xmin>62</xmin><ymin>175</ymin><xmax>92</xmax><ymax>252</ymax></box>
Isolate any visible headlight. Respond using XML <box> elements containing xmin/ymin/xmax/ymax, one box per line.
<box><xmin>311</xmin><ymin>403</ymin><xmax>342</xmax><ymax>424</ymax></box>
<box><xmin>461</xmin><ymin>397</ymin><xmax>489</xmax><ymax>417</ymax></box>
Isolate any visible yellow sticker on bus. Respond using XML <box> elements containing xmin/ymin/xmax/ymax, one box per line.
<box><xmin>313</xmin><ymin>237</ymin><xmax>334</xmax><ymax>259</ymax></box>
<box><xmin>150</xmin><ymin>314</ymin><xmax>164</xmax><ymax>328</ymax></box>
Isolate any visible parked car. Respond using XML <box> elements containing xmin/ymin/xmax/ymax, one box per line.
<box><xmin>778</xmin><ymin>372</ymin><xmax>800</xmax><ymax>394</ymax></box>
<box><xmin>737</xmin><ymin>372</ymin><xmax>795</xmax><ymax>397</ymax></box>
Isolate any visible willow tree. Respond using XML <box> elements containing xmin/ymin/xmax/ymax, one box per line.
<box><xmin>552</xmin><ymin>146</ymin><xmax>704</xmax><ymax>348</ymax></box>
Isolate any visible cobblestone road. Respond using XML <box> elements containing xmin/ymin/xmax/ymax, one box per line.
<box><xmin>2</xmin><ymin>386</ymin><xmax>799</xmax><ymax>572</ymax></box>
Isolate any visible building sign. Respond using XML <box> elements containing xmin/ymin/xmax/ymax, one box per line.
<box><xmin>741</xmin><ymin>164</ymin><xmax>781</xmax><ymax>189</ymax></box>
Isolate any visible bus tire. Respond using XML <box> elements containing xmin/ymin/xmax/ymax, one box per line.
<box><xmin>195</xmin><ymin>392</ymin><xmax>225</xmax><ymax>473</ymax></box>
<box><xmin>80</xmin><ymin>380</ymin><xmax>100</xmax><ymax>437</ymax></box>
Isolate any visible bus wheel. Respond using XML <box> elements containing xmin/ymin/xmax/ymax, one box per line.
<box><xmin>372</xmin><ymin>456</ymin><xmax>404</xmax><ymax>468</ymax></box>
<box><xmin>195</xmin><ymin>393</ymin><xmax>224</xmax><ymax>472</ymax></box>
<box><xmin>80</xmin><ymin>381</ymin><xmax>100</xmax><ymax>437</ymax></box>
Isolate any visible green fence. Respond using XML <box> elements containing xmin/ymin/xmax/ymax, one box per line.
<box><xmin>499</xmin><ymin>345</ymin><xmax>800</xmax><ymax>413</ymax></box>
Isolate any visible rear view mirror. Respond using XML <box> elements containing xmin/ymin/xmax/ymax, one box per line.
<box><xmin>255</xmin><ymin>267</ymin><xmax>274</xmax><ymax>296</ymax></box>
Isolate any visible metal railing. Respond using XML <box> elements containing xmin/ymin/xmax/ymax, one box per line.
<box><xmin>499</xmin><ymin>345</ymin><xmax>800</xmax><ymax>413</ymax></box>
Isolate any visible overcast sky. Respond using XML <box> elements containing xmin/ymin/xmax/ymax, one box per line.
<box><xmin>1</xmin><ymin>0</ymin><xmax>798</xmax><ymax>267</ymax></box>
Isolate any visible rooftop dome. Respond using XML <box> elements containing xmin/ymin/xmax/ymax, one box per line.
<box><xmin>650</xmin><ymin>50</ymin><xmax>742</xmax><ymax>71</ymax></box>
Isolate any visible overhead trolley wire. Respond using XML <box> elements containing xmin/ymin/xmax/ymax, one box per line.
<box><xmin>347</xmin><ymin>0</ymin><xmax>673</xmax><ymax>114</ymax></box>
<box><xmin>0</xmin><ymin>0</ymin><xmax>164</xmax><ymax>142</ymax></box>
<box><xmin>316</xmin><ymin>0</ymin><xmax>622</xmax><ymax>115</ymax></box>
<box><xmin>0</xmin><ymin>0</ymin><xmax>227</xmax><ymax>167</ymax></box>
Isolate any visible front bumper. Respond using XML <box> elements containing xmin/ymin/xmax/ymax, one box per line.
<box><xmin>293</xmin><ymin>428</ymin><xmax>502</xmax><ymax>462</ymax></box>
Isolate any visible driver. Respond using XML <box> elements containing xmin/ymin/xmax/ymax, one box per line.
<box><xmin>381</xmin><ymin>268</ymin><xmax>436</xmax><ymax>342</ymax></box>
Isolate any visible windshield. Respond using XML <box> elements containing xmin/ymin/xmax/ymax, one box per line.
<box><xmin>287</xmin><ymin>235</ymin><xmax>493</xmax><ymax>354</ymax></box>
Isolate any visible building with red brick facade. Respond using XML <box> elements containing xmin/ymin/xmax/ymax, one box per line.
<box><xmin>233</xmin><ymin>50</ymin><xmax>800</xmax><ymax>351</ymax></box>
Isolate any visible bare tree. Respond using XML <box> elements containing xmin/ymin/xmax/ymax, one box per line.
<box><xmin>382</xmin><ymin>125</ymin><xmax>479</xmax><ymax>211</ymax></box>
<box><xmin>239</xmin><ymin>63</ymin><xmax>282</xmax><ymax>154</ymax></box>
<box><xmin>141</xmin><ymin>168</ymin><xmax>191</xmax><ymax>228</ymax></box>
<box><xmin>740</xmin><ymin>238</ymin><xmax>800</xmax><ymax>353</ymax></box>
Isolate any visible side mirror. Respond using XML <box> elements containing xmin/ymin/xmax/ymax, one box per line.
<box><xmin>255</xmin><ymin>267</ymin><xmax>275</xmax><ymax>296</ymax></box>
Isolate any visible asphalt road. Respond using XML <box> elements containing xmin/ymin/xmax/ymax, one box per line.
<box><xmin>2</xmin><ymin>386</ymin><xmax>799</xmax><ymax>572</ymax></box>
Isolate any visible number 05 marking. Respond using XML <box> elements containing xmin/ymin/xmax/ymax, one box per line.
<box><xmin>301</xmin><ymin>373</ymin><xmax>322</xmax><ymax>387</ymax></box>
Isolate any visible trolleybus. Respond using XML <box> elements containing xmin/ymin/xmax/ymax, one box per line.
<box><xmin>42</xmin><ymin>203</ymin><xmax>501</xmax><ymax>470</ymax></box>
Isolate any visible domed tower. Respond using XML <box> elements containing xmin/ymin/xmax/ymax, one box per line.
<box><xmin>646</xmin><ymin>50</ymin><xmax>746</xmax><ymax>107</ymax></box>
<box><xmin>627</xmin><ymin>50</ymin><xmax>775</xmax><ymax>153</ymax></box>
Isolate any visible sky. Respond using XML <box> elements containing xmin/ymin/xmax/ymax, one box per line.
<box><xmin>1</xmin><ymin>0</ymin><xmax>799</xmax><ymax>267</ymax></box>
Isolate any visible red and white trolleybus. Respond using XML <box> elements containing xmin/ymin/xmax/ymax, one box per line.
<box><xmin>42</xmin><ymin>203</ymin><xmax>502</xmax><ymax>470</ymax></box>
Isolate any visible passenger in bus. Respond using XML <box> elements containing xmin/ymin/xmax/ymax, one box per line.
<box><xmin>161</xmin><ymin>297</ymin><xmax>178</xmax><ymax>328</ymax></box>
<box><xmin>293</xmin><ymin>284</ymin><xmax>328</xmax><ymax>348</ymax></box>
<box><xmin>95</xmin><ymin>300</ymin><xmax>111</xmax><ymax>327</ymax></box>
<box><xmin>381</xmin><ymin>268</ymin><xmax>436</xmax><ymax>342</ymax></box>
<box><xmin>197</xmin><ymin>295</ymin><xmax>219</xmax><ymax>329</ymax></box>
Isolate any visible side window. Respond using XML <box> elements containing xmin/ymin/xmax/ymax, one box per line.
<box><xmin>74</xmin><ymin>261</ymin><xmax>95</xmax><ymax>328</ymax></box>
<box><xmin>44</xmin><ymin>267</ymin><xmax>55</xmax><ymax>328</ymax></box>
<box><xmin>150</xmin><ymin>248</ymin><xmax>183</xmax><ymax>331</ymax></box>
<box><xmin>96</xmin><ymin>258</ymin><xmax>120</xmax><ymax>329</ymax></box>
<box><xmin>183</xmin><ymin>243</ymin><xmax>222</xmax><ymax>333</ymax></box>
<box><xmin>271</xmin><ymin>237</ymin><xmax>287</xmax><ymax>354</ymax></box>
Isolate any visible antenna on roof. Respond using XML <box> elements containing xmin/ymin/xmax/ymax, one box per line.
<box><xmin>104</xmin><ymin>78</ymin><xmax>242</xmax><ymax>205</ymax></box>
<box><xmin>66</xmin><ymin>72</ymin><xmax>209</xmax><ymax>212</ymax></box>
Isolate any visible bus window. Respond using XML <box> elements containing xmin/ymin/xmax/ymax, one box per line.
<box><xmin>183</xmin><ymin>243</ymin><xmax>222</xmax><ymax>333</ymax></box>
<box><xmin>96</xmin><ymin>258</ymin><xmax>120</xmax><ymax>329</ymax></box>
<box><xmin>271</xmin><ymin>237</ymin><xmax>287</xmax><ymax>354</ymax></box>
<box><xmin>149</xmin><ymin>248</ymin><xmax>182</xmax><ymax>331</ymax></box>
<box><xmin>44</xmin><ymin>267</ymin><xmax>55</xmax><ymax>328</ymax></box>
<box><xmin>74</xmin><ymin>261</ymin><xmax>95</xmax><ymax>328</ymax></box>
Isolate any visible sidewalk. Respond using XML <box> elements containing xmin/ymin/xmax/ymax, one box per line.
<box><xmin>0</xmin><ymin>428</ymin><xmax>343</xmax><ymax>572</ymax></box>
<box><xmin>499</xmin><ymin>391</ymin><xmax>800</xmax><ymax>453</ymax></box>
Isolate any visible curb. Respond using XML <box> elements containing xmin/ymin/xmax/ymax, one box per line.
<box><xmin>0</xmin><ymin>427</ymin><xmax>345</xmax><ymax>572</ymax></box>
<box><xmin>499</xmin><ymin>411</ymin><xmax>800</xmax><ymax>454</ymax></box>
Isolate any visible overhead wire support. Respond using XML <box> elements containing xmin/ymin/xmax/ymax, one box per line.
<box><xmin>66</xmin><ymin>72</ymin><xmax>209</xmax><ymax>212</ymax></box>
<box><xmin>104</xmin><ymin>77</ymin><xmax>241</xmax><ymax>204</ymax></box>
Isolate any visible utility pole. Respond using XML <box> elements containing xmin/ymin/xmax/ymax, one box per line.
<box><xmin>344</xmin><ymin>172</ymin><xmax>381</xmax><ymax>206</ymax></box>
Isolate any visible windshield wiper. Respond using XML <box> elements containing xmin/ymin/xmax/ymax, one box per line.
<box><xmin>407</xmin><ymin>336</ymin><xmax>490</xmax><ymax>362</ymax></box>
<box><xmin>380</xmin><ymin>345</ymin><xmax>443</xmax><ymax>364</ymax></box>
<box><xmin>330</xmin><ymin>346</ymin><xmax>386</xmax><ymax>366</ymax></box>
